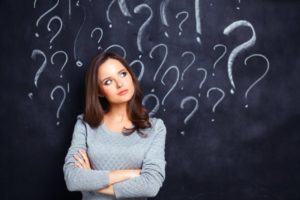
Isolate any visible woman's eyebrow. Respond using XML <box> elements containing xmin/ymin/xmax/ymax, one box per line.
<box><xmin>100</xmin><ymin>69</ymin><xmax>126</xmax><ymax>82</ymax></box>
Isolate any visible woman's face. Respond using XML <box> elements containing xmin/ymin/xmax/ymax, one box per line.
<box><xmin>97</xmin><ymin>58</ymin><xmax>135</xmax><ymax>105</ymax></box>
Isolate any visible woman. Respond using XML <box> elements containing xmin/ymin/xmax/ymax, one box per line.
<box><xmin>63</xmin><ymin>52</ymin><xmax>167</xmax><ymax>200</ymax></box>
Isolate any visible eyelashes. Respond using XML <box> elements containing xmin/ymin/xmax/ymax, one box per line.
<box><xmin>103</xmin><ymin>70</ymin><xmax>128</xmax><ymax>86</ymax></box>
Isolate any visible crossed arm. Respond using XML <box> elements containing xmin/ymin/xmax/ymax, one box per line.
<box><xmin>73</xmin><ymin>149</ymin><xmax>140</xmax><ymax>196</ymax></box>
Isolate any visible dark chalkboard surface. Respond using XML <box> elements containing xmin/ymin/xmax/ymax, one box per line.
<box><xmin>1</xmin><ymin>0</ymin><xmax>300</xmax><ymax>199</ymax></box>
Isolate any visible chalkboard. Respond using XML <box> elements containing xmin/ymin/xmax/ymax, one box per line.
<box><xmin>1</xmin><ymin>0</ymin><xmax>300</xmax><ymax>199</ymax></box>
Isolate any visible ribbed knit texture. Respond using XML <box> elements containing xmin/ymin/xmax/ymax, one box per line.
<box><xmin>63</xmin><ymin>114</ymin><xmax>167</xmax><ymax>200</ymax></box>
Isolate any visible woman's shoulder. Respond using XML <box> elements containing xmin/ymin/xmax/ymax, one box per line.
<box><xmin>149</xmin><ymin>117</ymin><xmax>165</xmax><ymax>127</ymax></box>
<box><xmin>147</xmin><ymin>117</ymin><xmax>166</xmax><ymax>135</ymax></box>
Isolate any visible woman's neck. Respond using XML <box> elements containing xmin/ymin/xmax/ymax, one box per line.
<box><xmin>105</xmin><ymin>103</ymin><xmax>129</xmax><ymax>123</ymax></box>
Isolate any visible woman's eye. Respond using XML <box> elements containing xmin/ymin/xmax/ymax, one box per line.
<box><xmin>104</xmin><ymin>80</ymin><xmax>112</xmax><ymax>85</ymax></box>
<box><xmin>120</xmin><ymin>71</ymin><xmax>127</xmax><ymax>78</ymax></box>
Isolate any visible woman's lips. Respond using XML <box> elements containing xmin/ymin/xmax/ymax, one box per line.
<box><xmin>118</xmin><ymin>89</ymin><xmax>128</xmax><ymax>96</ymax></box>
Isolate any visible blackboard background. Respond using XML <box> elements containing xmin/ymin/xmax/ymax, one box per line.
<box><xmin>1</xmin><ymin>0</ymin><xmax>300</xmax><ymax>199</ymax></box>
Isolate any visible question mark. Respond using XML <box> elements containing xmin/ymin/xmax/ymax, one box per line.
<box><xmin>51</xmin><ymin>50</ymin><xmax>68</xmax><ymax>78</ymax></box>
<box><xmin>118</xmin><ymin>0</ymin><xmax>132</xmax><ymax>17</ymax></box>
<box><xmin>47</xmin><ymin>16</ymin><xmax>63</xmax><ymax>49</ymax></box>
<box><xmin>74</xmin><ymin>6</ymin><xmax>86</xmax><ymax>67</ymax></box>
<box><xmin>106</xmin><ymin>0</ymin><xmax>117</xmax><ymax>28</ymax></box>
<box><xmin>195</xmin><ymin>0</ymin><xmax>201</xmax><ymax>44</ymax></box>
<box><xmin>130</xmin><ymin>59</ymin><xmax>145</xmax><ymax>81</ymax></box>
<box><xmin>134</xmin><ymin>3</ymin><xmax>153</xmax><ymax>55</ymax></box>
<box><xmin>149</xmin><ymin>43</ymin><xmax>168</xmax><ymax>82</ymax></box>
<box><xmin>243</xmin><ymin>54</ymin><xmax>270</xmax><ymax>108</ymax></box>
<box><xmin>160</xmin><ymin>0</ymin><xmax>170</xmax><ymax>37</ymax></box>
<box><xmin>237</xmin><ymin>0</ymin><xmax>241</xmax><ymax>10</ymax></box>
<box><xmin>31</xmin><ymin>49</ymin><xmax>47</xmax><ymax>88</ymax></box>
<box><xmin>212</xmin><ymin>44</ymin><xmax>227</xmax><ymax>76</ymax></box>
<box><xmin>223</xmin><ymin>20</ymin><xmax>256</xmax><ymax>94</ymax></box>
<box><xmin>142</xmin><ymin>93</ymin><xmax>160</xmax><ymax>117</ymax></box>
<box><xmin>34</xmin><ymin>0</ymin><xmax>60</xmax><ymax>37</ymax></box>
<box><xmin>161</xmin><ymin>65</ymin><xmax>180</xmax><ymax>105</ymax></box>
<box><xmin>50</xmin><ymin>85</ymin><xmax>66</xmax><ymax>126</ymax></box>
<box><xmin>104</xmin><ymin>44</ymin><xmax>127</xmax><ymax>58</ymax></box>
<box><xmin>181</xmin><ymin>51</ymin><xmax>196</xmax><ymax>81</ymax></box>
<box><xmin>180</xmin><ymin>96</ymin><xmax>199</xmax><ymax>125</ymax></box>
<box><xmin>196</xmin><ymin>67</ymin><xmax>207</xmax><ymax>97</ymax></box>
<box><xmin>206</xmin><ymin>87</ymin><xmax>225</xmax><ymax>122</ymax></box>
<box><xmin>91</xmin><ymin>27</ymin><xmax>103</xmax><ymax>50</ymax></box>
<box><xmin>175</xmin><ymin>11</ymin><xmax>189</xmax><ymax>36</ymax></box>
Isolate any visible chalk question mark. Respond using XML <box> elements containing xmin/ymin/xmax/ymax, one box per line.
<box><xmin>175</xmin><ymin>11</ymin><xmax>189</xmax><ymax>36</ymax></box>
<box><xmin>104</xmin><ymin>44</ymin><xmax>127</xmax><ymax>58</ymax></box>
<box><xmin>212</xmin><ymin>44</ymin><xmax>227</xmax><ymax>76</ymax></box>
<box><xmin>74</xmin><ymin>6</ymin><xmax>86</xmax><ymax>67</ymax></box>
<box><xmin>31</xmin><ymin>49</ymin><xmax>47</xmax><ymax>88</ymax></box>
<box><xmin>130</xmin><ymin>59</ymin><xmax>145</xmax><ymax>81</ymax></box>
<box><xmin>161</xmin><ymin>65</ymin><xmax>180</xmax><ymax>106</ymax></box>
<box><xmin>91</xmin><ymin>27</ymin><xmax>103</xmax><ymax>50</ymax></box>
<box><xmin>243</xmin><ymin>54</ymin><xmax>270</xmax><ymax>108</ymax></box>
<box><xmin>134</xmin><ymin>3</ymin><xmax>153</xmax><ymax>55</ymax></box>
<box><xmin>195</xmin><ymin>0</ymin><xmax>202</xmax><ymax>44</ymax></box>
<box><xmin>142</xmin><ymin>94</ymin><xmax>160</xmax><ymax>117</ymax></box>
<box><xmin>51</xmin><ymin>50</ymin><xmax>68</xmax><ymax>78</ymax></box>
<box><xmin>50</xmin><ymin>85</ymin><xmax>66</xmax><ymax>126</ymax></box>
<box><xmin>206</xmin><ymin>87</ymin><xmax>225</xmax><ymax>122</ymax></box>
<box><xmin>223</xmin><ymin>20</ymin><xmax>256</xmax><ymax>94</ymax></box>
<box><xmin>160</xmin><ymin>0</ymin><xmax>170</xmax><ymax>37</ymax></box>
<box><xmin>237</xmin><ymin>0</ymin><xmax>241</xmax><ymax>10</ymax></box>
<box><xmin>47</xmin><ymin>16</ymin><xmax>63</xmax><ymax>49</ymax></box>
<box><xmin>196</xmin><ymin>67</ymin><xmax>207</xmax><ymax>97</ymax></box>
<box><xmin>106</xmin><ymin>0</ymin><xmax>132</xmax><ymax>28</ymax></box>
<box><xmin>181</xmin><ymin>51</ymin><xmax>195</xmax><ymax>81</ymax></box>
<box><xmin>34</xmin><ymin>0</ymin><xmax>60</xmax><ymax>37</ymax></box>
<box><xmin>180</xmin><ymin>96</ymin><xmax>199</xmax><ymax>125</ymax></box>
<box><xmin>149</xmin><ymin>43</ymin><xmax>168</xmax><ymax>82</ymax></box>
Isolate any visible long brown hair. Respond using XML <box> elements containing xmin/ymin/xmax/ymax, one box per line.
<box><xmin>83</xmin><ymin>52</ymin><xmax>151</xmax><ymax>136</ymax></box>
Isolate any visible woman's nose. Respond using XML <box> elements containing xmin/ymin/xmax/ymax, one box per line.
<box><xmin>116</xmin><ymin>79</ymin><xmax>123</xmax><ymax>88</ymax></box>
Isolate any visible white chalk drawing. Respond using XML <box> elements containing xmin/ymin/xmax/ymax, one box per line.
<box><xmin>47</xmin><ymin>15</ymin><xmax>63</xmax><ymax>49</ymax></box>
<box><xmin>223</xmin><ymin>20</ymin><xmax>256</xmax><ymax>94</ymax></box>
<box><xmin>106</xmin><ymin>0</ymin><xmax>117</xmax><ymax>27</ymax></box>
<box><xmin>50</xmin><ymin>85</ymin><xmax>66</xmax><ymax>126</ymax></box>
<box><xmin>142</xmin><ymin>94</ymin><xmax>160</xmax><ymax>117</ymax></box>
<box><xmin>195</xmin><ymin>0</ymin><xmax>201</xmax><ymax>43</ymax></box>
<box><xmin>130</xmin><ymin>60</ymin><xmax>145</xmax><ymax>81</ymax></box>
<box><xmin>51</xmin><ymin>50</ymin><xmax>68</xmax><ymax>78</ymax></box>
<box><xmin>175</xmin><ymin>11</ymin><xmax>189</xmax><ymax>36</ymax></box>
<box><xmin>160</xmin><ymin>0</ymin><xmax>170</xmax><ymax>26</ymax></box>
<box><xmin>181</xmin><ymin>51</ymin><xmax>196</xmax><ymax>81</ymax></box>
<box><xmin>161</xmin><ymin>66</ymin><xmax>180</xmax><ymax>105</ymax></box>
<box><xmin>104</xmin><ymin>44</ymin><xmax>127</xmax><ymax>58</ymax></box>
<box><xmin>196</xmin><ymin>68</ymin><xmax>207</xmax><ymax>89</ymax></box>
<box><xmin>206</xmin><ymin>87</ymin><xmax>225</xmax><ymax>122</ymax></box>
<box><xmin>180</xmin><ymin>96</ymin><xmax>199</xmax><ymax>124</ymax></box>
<box><xmin>212</xmin><ymin>44</ymin><xmax>227</xmax><ymax>76</ymax></box>
<box><xmin>134</xmin><ymin>3</ymin><xmax>153</xmax><ymax>53</ymax></box>
<box><xmin>91</xmin><ymin>27</ymin><xmax>103</xmax><ymax>50</ymax></box>
<box><xmin>31</xmin><ymin>49</ymin><xmax>47</xmax><ymax>88</ymax></box>
<box><xmin>73</xmin><ymin>6</ymin><xmax>86</xmax><ymax>67</ymax></box>
<box><xmin>243</xmin><ymin>54</ymin><xmax>270</xmax><ymax>107</ymax></box>
<box><xmin>149</xmin><ymin>43</ymin><xmax>168</xmax><ymax>81</ymax></box>
<box><xmin>118</xmin><ymin>0</ymin><xmax>132</xmax><ymax>17</ymax></box>
<box><xmin>30</xmin><ymin>1</ymin><xmax>270</xmax><ymax>127</ymax></box>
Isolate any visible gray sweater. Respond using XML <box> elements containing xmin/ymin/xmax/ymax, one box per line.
<box><xmin>63</xmin><ymin>114</ymin><xmax>167</xmax><ymax>200</ymax></box>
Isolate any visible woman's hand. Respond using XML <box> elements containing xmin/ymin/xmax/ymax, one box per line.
<box><xmin>73</xmin><ymin>149</ymin><xmax>91</xmax><ymax>170</ymax></box>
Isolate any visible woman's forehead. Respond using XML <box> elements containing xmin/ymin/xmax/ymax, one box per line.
<box><xmin>98</xmin><ymin>58</ymin><xmax>127</xmax><ymax>77</ymax></box>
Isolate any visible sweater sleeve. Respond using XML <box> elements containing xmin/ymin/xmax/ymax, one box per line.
<box><xmin>113</xmin><ymin>118</ymin><xmax>167</xmax><ymax>198</ymax></box>
<box><xmin>63</xmin><ymin>116</ymin><xmax>110</xmax><ymax>191</ymax></box>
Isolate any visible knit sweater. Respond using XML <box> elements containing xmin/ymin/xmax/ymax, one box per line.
<box><xmin>63</xmin><ymin>114</ymin><xmax>167</xmax><ymax>200</ymax></box>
